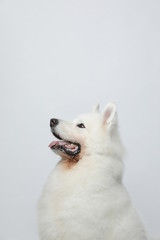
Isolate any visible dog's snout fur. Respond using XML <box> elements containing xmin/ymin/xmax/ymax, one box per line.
<box><xmin>50</xmin><ymin>118</ymin><xmax>59</xmax><ymax>128</ymax></box>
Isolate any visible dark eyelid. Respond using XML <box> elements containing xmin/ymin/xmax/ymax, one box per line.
<box><xmin>77</xmin><ymin>123</ymin><xmax>85</xmax><ymax>128</ymax></box>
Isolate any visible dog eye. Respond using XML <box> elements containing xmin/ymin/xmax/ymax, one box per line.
<box><xmin>77</xmin><ymin>123</ymin><xmax>85</xmax><ymax>128</ymax></box>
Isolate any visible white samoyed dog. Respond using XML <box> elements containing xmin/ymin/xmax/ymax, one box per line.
<box><xmin>38</xmin><ymin>102</ymin><xmax>155</xmax><ymax>240</ymax></box>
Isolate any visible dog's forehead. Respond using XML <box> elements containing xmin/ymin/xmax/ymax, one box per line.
<box><xmin>73</xmin><ymin>112</ymin><xmax>101</xmax><ymax>123</ymax></box>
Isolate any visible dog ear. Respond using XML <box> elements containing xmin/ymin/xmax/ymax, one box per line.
<box><xmin>102</xmin><ymin>102</ymin><xmax>117</xmax><ymax>129</ymax></box>
<box><xmin>92</xmin><ymin>103</ymin><xmax>100</xmax><ymax>113</ymax></box>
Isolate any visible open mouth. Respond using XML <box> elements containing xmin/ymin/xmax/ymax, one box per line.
<box><xmin>49</xmin><ymin>132</ymin><xmax>81</xmax><ymax>157</ymax></box>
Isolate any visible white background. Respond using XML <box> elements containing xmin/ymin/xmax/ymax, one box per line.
<box><xmin>0</xmin><ymin>0</ymin><xmax>160</xmax><ymax>239</ymax></box>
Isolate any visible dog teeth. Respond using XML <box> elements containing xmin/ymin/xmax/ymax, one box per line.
<box><xmin>65</xmin><ymin>143</ymin><xmax>78</xmax><ymax>151</ymax></box>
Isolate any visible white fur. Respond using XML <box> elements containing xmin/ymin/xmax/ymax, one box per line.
<box><xmin>38</xmin><ymin>103</ymin><xmax>150</xmax><ymax>240</ymax></box>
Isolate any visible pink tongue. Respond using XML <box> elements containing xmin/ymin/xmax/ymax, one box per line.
<box><xmin>48</xmin><ymin>141</ymin><xmax>67</xmax><ymax>148</ymax></box>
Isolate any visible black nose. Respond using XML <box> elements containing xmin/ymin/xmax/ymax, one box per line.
<box><xmin>50</xmin><ymin>118</ymin><xmax>59</xmax><ymax>127</ymax></box>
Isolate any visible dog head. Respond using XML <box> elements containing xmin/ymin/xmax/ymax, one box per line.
<box><xmin>49</xmin><ymin>102</ymin><xmax>123</xmax><ymax>163</ymax></box>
